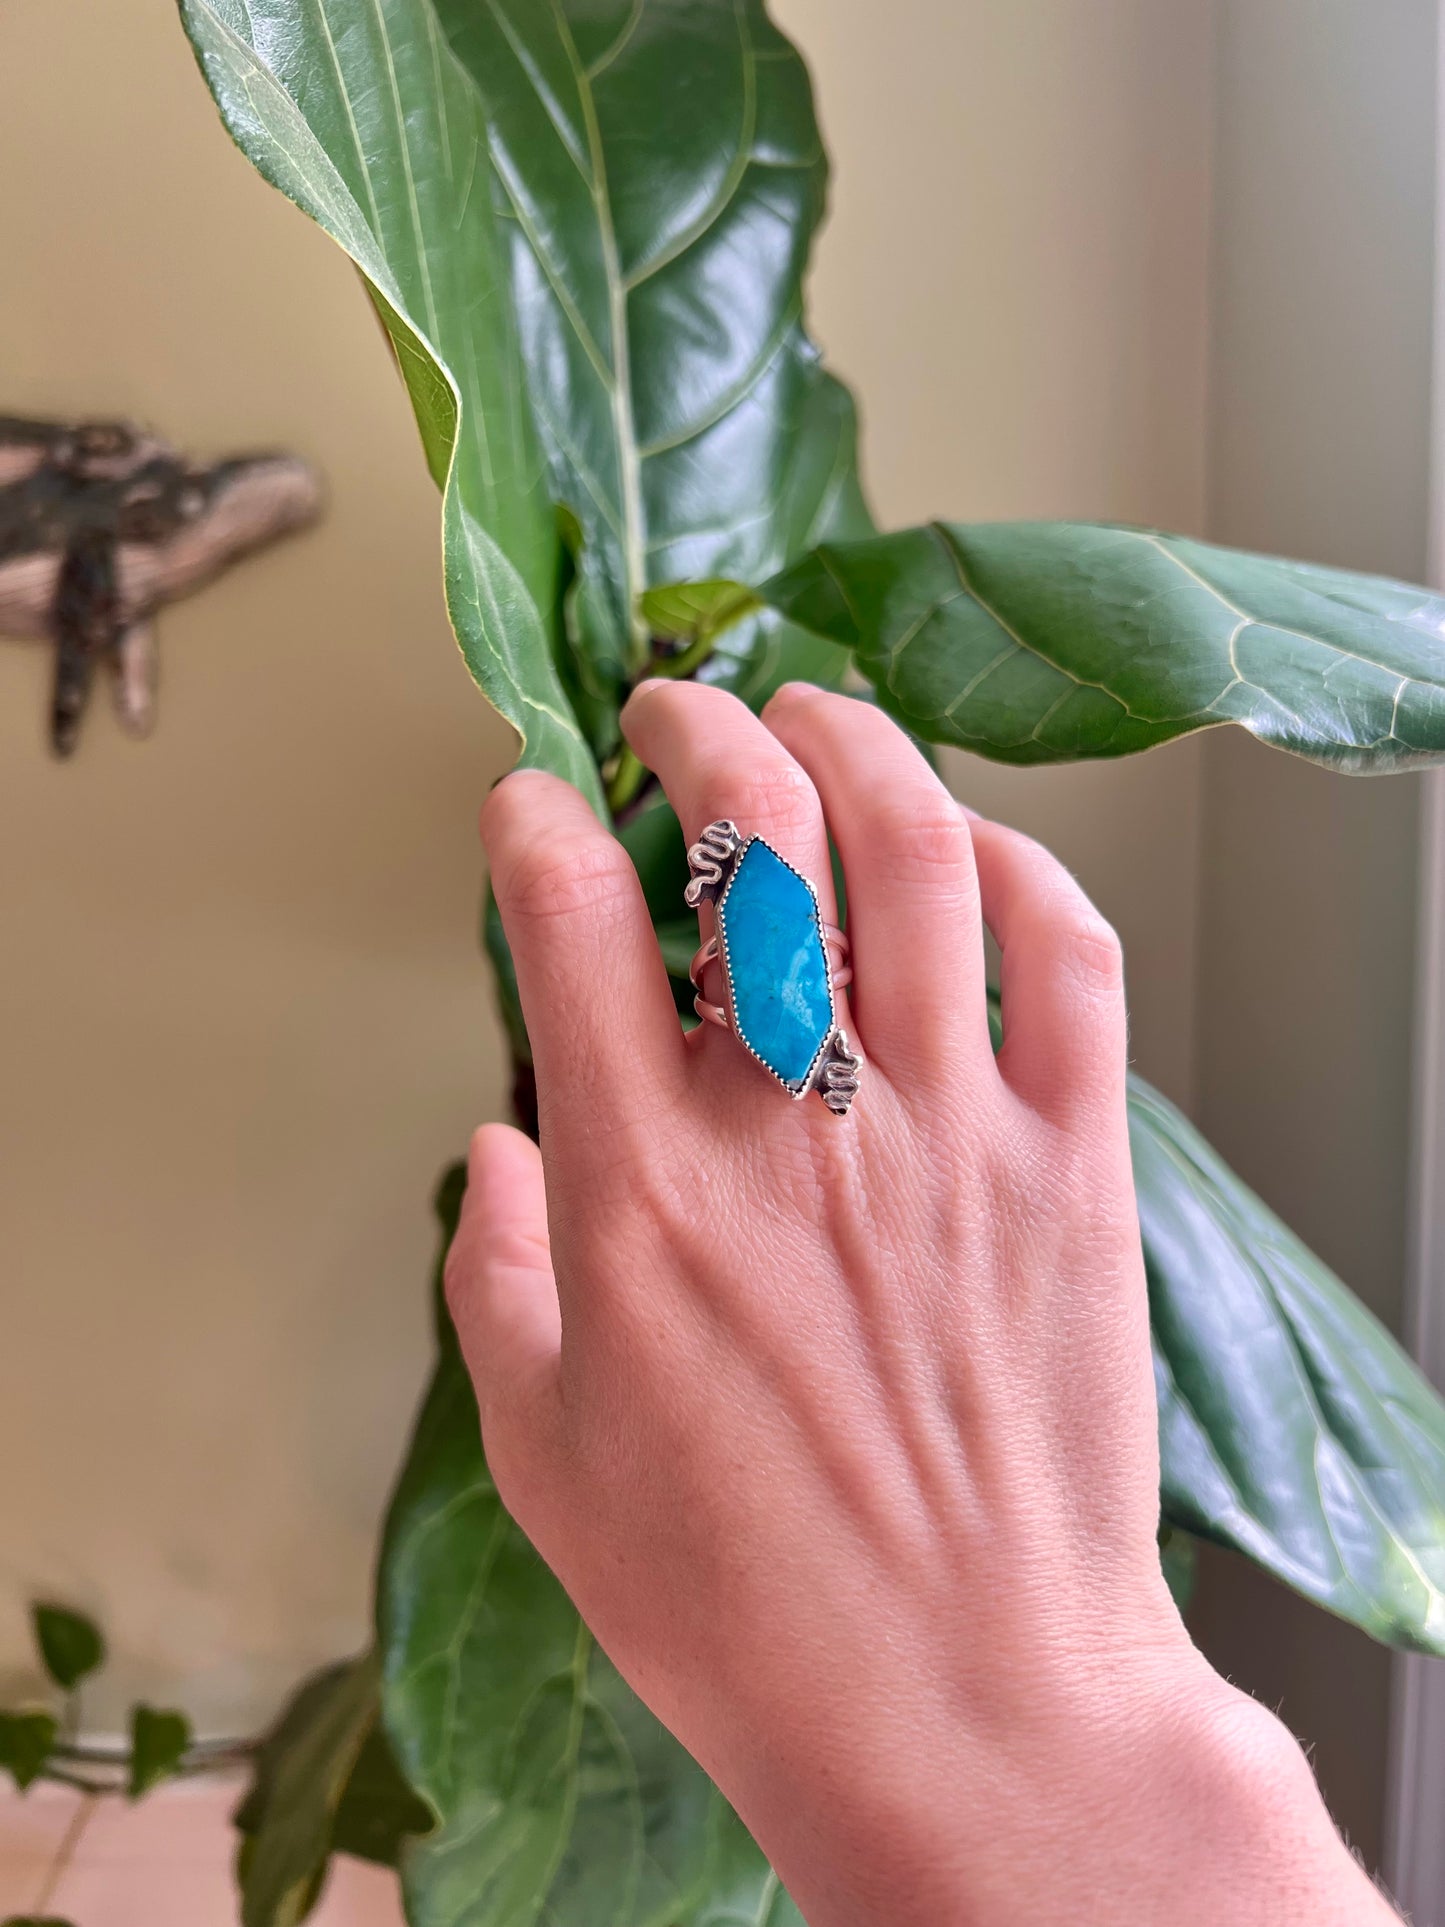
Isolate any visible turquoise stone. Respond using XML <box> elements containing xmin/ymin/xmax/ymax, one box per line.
<box><xmin>718</xmin><ymin>838</ymin><xmax>834</xmax><ymax>1091</ymax></box>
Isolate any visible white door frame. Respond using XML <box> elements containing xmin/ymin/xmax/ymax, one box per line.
<box><xmin>1385</xmin><ymin>16</ymin><xmax>1445</xmax><ymax>1908</ymax></box>
<box><xmin>1387</xmin><ymin>772</ymin><xmax>1445</xmax><ymax>1922</ymax></box>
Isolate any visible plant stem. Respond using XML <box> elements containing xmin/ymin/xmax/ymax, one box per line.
<box><xmin>40</xmin><ymin>1769</ymin><xmax>110</xmax><ymax>1795</ymax></box>
<box><xmin>605</xmin><ymin>744</ymin><xmax>648</xmax><ymax>813</ymax></box>
<box><xmin>40</xmin><ymin>1733</ymin><xmax>257</xmax><ymax>1801</ymax></box>
<box><xmin>606</xmin><ymin>630</ymin><xmax>718</xmax><ymax>813</ymax></box>
<box><xmin>52</xmin><ymin>1735</ymin><xmax>252</xmax><ymax>1769</ymax></box>
<box><xmin>33</xmin><ymin>1787</ymin><xmax>97</xmax><ymax>1914</ymax></box>
<box><xmin>660</xmin><ymin>629</ymin><xmax>717</xmax><ymax>680</ymax></box>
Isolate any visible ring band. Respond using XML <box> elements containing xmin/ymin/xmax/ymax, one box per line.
<box><xmin>689</xmin><ymin>928</ymin><xmax>853</xmax><ymax>1028</ymax></box>
<box><xmin>683</xmin><ymin>818</ymin><xmax>863</xmax><ymax>1117</ymax></box>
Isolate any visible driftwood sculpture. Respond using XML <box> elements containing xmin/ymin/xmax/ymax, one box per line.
<box><xmin>0</xmin><ymin>414</ymin><xmax>322</xmax><ymax>755</ymax></box>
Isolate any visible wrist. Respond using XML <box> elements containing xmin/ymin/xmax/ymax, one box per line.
<box><xmin>725</xmin><ymin>1645</ymin><xmax>1391</xmax><ymax>1927</ymax></box>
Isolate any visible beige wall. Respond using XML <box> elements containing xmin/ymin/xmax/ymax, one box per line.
<box><xmin>1188</xmin><ymin>0</ymin><xmax>1441</xmax><ymax>1869</ymax></box>
<box><xmin>0</xmin><ymin>0</ymin><xmax>1215</xmax><ymax>1736</ymax></box>
<box><xmin>0</xmin><ymin>0</ymin><xmax>515</xmax><ymax>1731</ymax></box>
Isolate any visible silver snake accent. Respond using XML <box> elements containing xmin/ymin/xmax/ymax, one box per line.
<box><xmin>684</xmin><ymin>818</ymin><xmax>742</xmax><ymax>907</ymax></box>
<box><xmin>817</xmin><ymin>1031</ymin><xmax>863</xmax><ymax>1116</ymax></box>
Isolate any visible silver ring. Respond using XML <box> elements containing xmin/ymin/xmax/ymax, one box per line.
<box><xmin>683</xmin><ymin>819</ymin><xmax>863</xmax><ymax>1117</ymax></box>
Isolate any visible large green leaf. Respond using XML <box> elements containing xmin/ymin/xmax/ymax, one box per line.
<box><xmin>375</xmin><ymin>1178</ymin><xmax>800</xmax><ymax>1927</ymax></box>
<box><xmin>330</xmin><ymin>1716</ymin><xmax>436</xmax><ymax>1869</ymax></box>
<box><xmin>763</xmin><ymin>522</ymin><xmax>1445</xmax><ymax>769</ymax></box>
<box><xmin>181</xmin><ymin>0</ymin><xmax>868</xmax><ymax>771</ymax></box>
<box><xmin>1132</xmin><ymin>1074</ymin><xmax>1445</xmax><ymax>1651</ymax></box>
<box><xmin>179</xmin><ymin>0</ymin><xmax>601</xmax><ymax>808</ymax></box>
<box><xmin>235</xmin><ymin>1657</ymin><xmax>376</xmax><ymax>1927</ymax></box>
<box><xmin>432</xmin><ymin>0</ymin><xmax>869</xmax><ymax>733</ymax></box>
<box><xmin>234</xmin><ymin>1653</ymin><xmax>430</xmax><ymax>1927</ymax></box>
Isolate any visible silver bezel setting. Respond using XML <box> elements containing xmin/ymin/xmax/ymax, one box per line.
<box><xmin>713</xmin><ymin>834</ymin><xmax>840</xmax><ymax>1102</ymax></box>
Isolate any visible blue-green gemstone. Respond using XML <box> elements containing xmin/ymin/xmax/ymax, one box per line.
<box><xmin>718</xmin><ymin>839</ymin><xmax>834</xmax><ymax>1091</ymax></box>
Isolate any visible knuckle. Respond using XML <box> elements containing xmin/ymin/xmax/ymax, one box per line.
<box><xmin>1058</xmin><ymin>910</ymin><xmax>1124</xmax><ymax>991</ymax></box>
<box><xmin>707</xmin><ymin>761</ymin><xmax>819</xmax><ymax>843</ymax></box>
<box><xmin>503</xmin><ymin>835</ymin><xmax>637</xmax><ymax>927</ymax></box>
<box><xmin>872</xmin><ymin>792</ymin><xmax>973</xmax><ymax>876</ymax></box>
<box><xmin>487</xmin><ymin>1222</ymin><xmax>553</xmax><ymax>1277</ymax></box>
<box><xmin>633</xmin><ymin>678</ymin><xmax>749</xmax><ymax>749</ymax></box>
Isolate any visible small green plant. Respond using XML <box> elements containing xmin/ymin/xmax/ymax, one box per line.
<box><xmin>157</xmin><ymin>1</ymin><xmax>1445</xmax><ymax>1920</ymax></box>
<box><xmin>0</xmin><ymin>1603</ymin><xmax>209</xmax><ymax>1927</ymax></box>
<box><xmin>0</xmin><ymin>1607</ymin><xmax>427</xmax><ymax>1927</ymax></box>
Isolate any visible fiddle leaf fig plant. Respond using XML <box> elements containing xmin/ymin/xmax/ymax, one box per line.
<box><xmin>176</xmin><ymin>0</ymin><xmax>1445</xmax><ymax>1919</ymax></box>
<box><xmin>761</xmin><ymin>523</ymin><xmax>1445</xmax><ymax>767</ymax></box>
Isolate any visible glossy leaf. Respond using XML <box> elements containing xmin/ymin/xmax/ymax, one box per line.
<box><xmin>330</xmin><ymin>1719</ymin><xmax>434</xmax><ymax>1870</ymax></box>
<box><xmin>31</xmin><ymin>1605</ymin><xmax>103</xmax><ymax>1693</ymax></box>
<box><xmin>433</xmin><ymin>0</ymin><xmax>870</xmax><ymax>732</ymax></box>
<box><xmin>179</xmin><ymin>0</ymin><xmax>602</xmax><ymax>810</ymax></box>
<box><xmin>182</xmin><ymin>0</ymin><xmax>868</xmax><ymax>779</ymax></box>
<box><xmin>642</xmin><ymin>581</ymin><xmax>763</xmax><ymax>648</ymax></box>
<box><xmin>128</xmin><ymin>1705</ymin><xmax>192</xmax><ymax>1800</ymax></box>
<box><xmin>376</xmin><ymin>1187</ymin><xmax>800</xmax><ymax>1927</ymax></box>
<box><xmin>763</xmin><ymin>522</ymin><xmax>1445</xmax><ymax>769</ymax></box>
<box><xmin>235</xmin><ymin>1657</ymin><xmax>431</xmax><ymax>1909</ymax></box>
<box><xmin>0</xmin><ymin>1712</ymin><xmax>56</xmax><ymax>1792</ymax></box>
<box><xmin>1131</xmin><ymin>1074</ymin><xmax>1445</xmax><ymax>1651</ymax></box>
<box><xmin>234</xmin><ymin>1656</ymin><xmax>398</xmax><ymax>1927</ymax></box>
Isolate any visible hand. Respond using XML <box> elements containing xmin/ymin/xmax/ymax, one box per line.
<box><xmin>446</xmin><ymin>681</ymin><xmax>1396</xmax><ymax>1926</ymax></box>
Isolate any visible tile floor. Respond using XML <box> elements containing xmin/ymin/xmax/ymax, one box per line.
<box><xmin>0</xmin><ymin>1779</ymin><xmax>404</xmax><ymax>1925</ymax></box>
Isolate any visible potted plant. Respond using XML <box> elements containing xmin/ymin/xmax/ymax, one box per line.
<box><xmin>15</xmin><ymin>4</ymin><xmax>1430</xmax><ymax>1921</ymax></box>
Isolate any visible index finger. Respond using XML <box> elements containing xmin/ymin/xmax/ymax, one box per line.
<box><xmin>481</xmin><ymin>771</ymin><xmax>687</xmax><ymax>1133</ymax></box>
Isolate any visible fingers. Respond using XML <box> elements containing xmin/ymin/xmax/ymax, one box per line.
<box><xmin>622</xmin><ymin>680</ymin><xmax>835</xmax><ymax>924</ymax></box>
<box><xmin>967</xmin><ymin>816</ymin><xmax>1128</xmax><ymax>1117</ymax></box>
<box><xmin>614</xmin><ymin>679</ymin><xmax>1122</xmax><ymax>1122</ymax></box>
<box><xmin>761</xmin><ymin>685</ymin><xmax>994</xmax><ymax>1076</ymax></box>
<box><xmin>761</xmin><ymin>683</ymin><xmax>1124</xmax><ymax>1118</ymax></box>
<box><xmin>444</xmin><ymin>1124</ymin><xmax>562</xmax><ymax>1468</ymax></box>
<box><xmin>481</xmin><ymin>770</ymin><xmax>685</xmax><ymax>1124</ymax></box>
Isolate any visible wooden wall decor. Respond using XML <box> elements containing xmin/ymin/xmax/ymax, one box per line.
<box><xmin>0</xmin><ymin>415</ymin><xmax>323</xmax><ymax>755</ymax></box>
